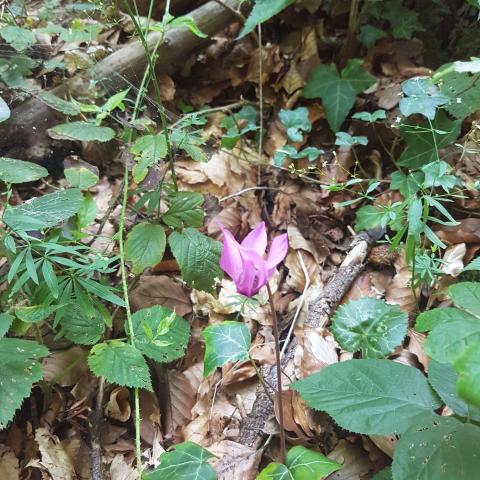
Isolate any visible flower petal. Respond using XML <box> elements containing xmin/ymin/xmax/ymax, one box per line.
<box><xmin>266</xmin><ymin>233</ymin><xmax>289</xmax><ymax>276</ymax></box>
<box><xmin>241</xmin><ymin>222</ymin><xmax>267</xmax><ymax>256</ymax></box>
<box><xmin>237</xmin><ymin>249</ymin><xmax>268</xmax><ymax>297</ymax></box>
<box><xmin>219</xmin><ymin>226</ymin><xmax>243</xmax><ymax>284</ymax></box>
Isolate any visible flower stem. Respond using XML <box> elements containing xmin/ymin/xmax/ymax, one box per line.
<box><xmin>266</xmin><ymin>282</ymin><xmax>286</xmax><ymax>463</ymax></box>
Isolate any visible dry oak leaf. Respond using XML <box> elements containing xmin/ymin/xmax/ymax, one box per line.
<box><xmin>0</xmin><ymin>445</ymin><xmax>19</xmax><ymax>480</ymax></box>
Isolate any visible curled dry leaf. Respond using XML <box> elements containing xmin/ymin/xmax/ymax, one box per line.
<box><xmin>440</xmin><ymin>243</ymin><xmax>466</xmax><ymax>277</ymax></box>
<box><xmin>139</xmin><ymin>390</ymin><xmax>162</xmax><ymax>446</ymax></box>
<box><xmin>385</xmin><ymin>254</ymin><xmax>417</xmax><ymax>314</ymax></box>
<box><xmin>129</xmin><ymin>275</ymin><xmax>192</xmax><ymax>317</ymax></box>
<box><xmin>327</xmin><ymin>440</ymin><xmax>375</xmax><ymax>480</ymax></box>
<box><xmin>368</xmin><ymin>435</ymin><xmax>398</xmax><ymax>459</ymax></box>
<box><xmin>0</xmin><ymin>445</ymin><xmax>19</xmax><ymax>480</ymax></box>
<box><xmin>407</xmin><ymin>329</ymin><xmax>429</xmax><ymax>369</ymax></box>
<box><xmin>105</xmin><ymin>387</ymin><xmax>131</xmax><ymax>422</ymax></box>
<box><xmin>210</xmin><ymin>440</ymin><xmax>261</xmax><ymax>480</ymax></box>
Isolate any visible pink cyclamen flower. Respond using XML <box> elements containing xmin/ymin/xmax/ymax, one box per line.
<box><xmin>218</xmin><ymin>221</ymin><xmax>288</xmax><ymax>297</ymax></box>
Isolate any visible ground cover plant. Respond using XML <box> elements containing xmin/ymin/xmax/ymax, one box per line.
<box><xmin>0</xmin><ymin>0</ymin><xmax>480</xmax><ymax>478</ymax></box>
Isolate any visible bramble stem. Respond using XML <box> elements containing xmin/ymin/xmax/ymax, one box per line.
<box><xmin>266</xmin><ymin>282</ymin><xmax>286</xmax><ymax>463</ymax></box>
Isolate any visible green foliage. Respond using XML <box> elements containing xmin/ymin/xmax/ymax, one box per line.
<box><xmin>162</xmin><ymin>191</ymin><xmax>204</xmax><ymax>229</ymax></box>
<box><xmin>15</xmin><ymin>304</ymin><xmax>62</xmax><ymax>324</ymax></box>
<box><xmin>372</xmin><ymin>468</ymin><xmax>392</xmax><ymax>480</ymax></box>
<box><xmin>0</xmin><ymin>338</ymin><xmax>49</xmax><ymax>428</ymax></box>
<box><xmin>49</xmin><ymin>122</ymin><xmax>115</xmax><ymax>142</ymax></box>
<box><xmin>129</xmin><ymin>306</ymin><xmax>190</xmax><ymax>363</ymax></box>
<box><xmin>352</xmin><ymin>109</ymin><xmax>386</xmax><ymax>122</ymax></box>
<box><xmin>61</xmin><ymin>305</ymin><xmax>105</xmax><ymax>345</ymax></box>
<box><xmin>64</xmin><ymin>166</ymin><xmax>99</xmax><ymax>189</ymax></box>
<box><xmin>392</xmin><ymin>415</ymin><xmax>480</xmax><ymax>479</ymax></box>
<box><xmin>454</xmin><ymin>342</ymin><xmax>480</xmax><ymax>408</ymax></box>
<box><xmin>257</xmin><ymin>446</ymin><xmax>342</xmax><ymax>479</ymax></box>
<box><xmin>203</xmin><ymin>321</ymin><xmax>251</xmax><ymax>376</ymax></box>
<box><xmin>273</xmin><ymin>145</ymin><xmax>324</xmax><ymax>166</ymax></box>
<box><xmin>358</xmin><ymin>25</ymin><xmax>387</xmax><ymax>48</ymax></box>
<box><xmin>0</xmin><ymin>157</ymin><xmax>48</xmax><ymax>184</ymax></box>
<box><xmin>169</xmin><ymin>228</ymin><xmax>223</xmax><ymax>293</ymax></box>
<box><xmin>130</xmin><ymin>134</ymin><xmax>168</xmax><ymax>183</ymax></box>
<box><xmin>292</xmin><ymin>359</ymin><xmax>440</xmax><ymax>434</ymax></box>
<box><xmin>0</xmin><ymin>97</ymin><xmax>11</xmax><ymax>123</ymax></box>
<box><xmin>239</xmin><ymin>0</ymin><xmax>295</xmax><ymax>38</ymax></box>
<box><xmin>0</xmin><ymin>26</ymin><xmax>36</xmax><ymax>51</ymax></box>
<box><xmin>279</xmin><ymin>107</ymin><xmax>311</xmax><ymax>142</ymax></box>
<box><xmin>37</xmin><ymin>91</ymin><xmax>81</xmax><ymax>116</ymax></box>
<box><xmin>331</xmin><ymin>298</ymin><xmax>408</xmax><ymax>358</ymax></box>
<box><xmin>382</xmin><ymin>0</ymin><xmax>425</xmax><ymax>39</ymax></box>
<box><xmin>144</xmin><ymin>442</ymin><xmax>217</xmax><ymax>480</ymax></box>
<box><xmin>0</xmin><ymin>313</ymin><xmax>13</xmax><ymax>338</ymax></box>
<box><xmin>125</xmin><ymin>223</ymin><xmax>166</xmax><ymax>274</ymax></box>
<box><xmin>399</xmin><ymin>77</ymin><xmax>448</xmax><ymax>119</ymax></box>
<box><xmin>220</xmin><ymin>106</ymin><xmax>258</xmax><ymax>149</ymax></box>
<box><xmin>335</xmin><ymin>132</ymin><xmax>368</xmax><ymax>146</ymax></box>
<box><xmin>88</xmin><ymin>341</ymin><xmax>152</xmax><ymax>390</ymax></box>
<box><xmin>303</xmin><ymin>59</ymin><xmax>375</xmax><ymax>132</ymax></box>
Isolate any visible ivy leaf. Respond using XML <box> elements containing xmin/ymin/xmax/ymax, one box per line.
<box><xmin>331</xmin><ymin>298</ymin><xmax>408</xmax><ymax>358</ymax></box>
<box><xmin>0</xmin><ymin>157</ymin><xmax>48</xmax><ymax>184</ymax></box>
<box><xmin>0</xmin><ymin>26</ymin><xmax>36</xmax><ymax>51</ymax></box>
<box><xmin>392</xmin><ymin>415</ymin><xmax>480</xmax><ymax>479</ymax></box>
<box><xmin>169</xmin><ymin>228</ymin><xmax>223</xmax><ymax>293</ymax></box>
<box><xmin>257</xmin><ymin>463</ymin><xmax>293</xmax><ymax>479</ymax></box>
<box><xmin>335</xmin><ymin>132</ymin><xmax>368</xmax><ymax>146</ymax></box>
<box><xmin>399</xmin><ymin>77</ymin><xmax>448</xmax><ymax>119</ymax></box>
<box><xmin>203</xmin><ymin>321</ymin><xmax>251</xmax><ymax>376</ymax></box>
<box><xmin>3</xmin><ymin>188</ymin><xmax>83</xmax><ymax>231</ymax></box>
<box><xmin>428</xmin><ymin>359</ymin><xmax>480</xmax><ymax>421</ymax></box>
<box><xmin>143</xmin><ymin>441</ymin><xmax>216</xmax><ymax>480</ymax></box>
<box><xmin>0</xmin><ymin>96</ymin><xmax>11</xmax><ymax>123</ymax></box>
<box><xmin>0</xmin><ymin>338</ymin><xmax>49</xmax><ymax>428</ymax></box>
<box><xmin>49</xmin><ymin>122</ymin><xmax>115</xmax><ymax>142</ymax></box>
<box><xmin>273</xmin><ymin>146</ymin><xmax>324</xmax><ymax>166</ymax></box>
<box><xmin>125</xmin><ymin>223</ymin><xmax>166</xmax><ymax>274</ymax></box>
<box><xmin>129</xmin><ymin>305</ymin><xmax>190</xmax><ymax>363</ymax></box>
<box><xmin>382</xmin><ymin>0</ymin><xmax>425</xmax><ymax>39</ymax></box>
<box><xmin>397</xmin><ymin>111</ymin><xmax>461</xmax><ymax>169</ymax></box>
<box><xmin>352</xmin><ymin>109</ymin><xmax>386</xmax><ymax>122</ymax></box>
<box><xmin>278</xmin><ymin>107</ymin><xmax>312</xmax><ymax>142</ymax></box>
<box><xmin>292</xmin><ymin>359</ymin><xmax>440</xmax><ymax>435</ymax></box>
<box><xmin>238</xmin><ymin>0</ymin><xmax>295</xmax><ymax>38</ymax></box>
<box><xmin>454</xmin><ymin>341</ymin><xmax>480</xmax><ymax>408</ymax></box>
<box><xmin>286</xmin><ymin>446</ymin><xmax>342</xmax><ymax>479</ymax></box>
<box><xmin>88</xmin><ymin>341</ymin><xmax>152</xmax><ymax>390</ymax></box>
<box><xmin>303</xmin><ymin>59</ymin><xmax>375</xmax><ymax>132</ymax></box>
<box><xmin>162</xmin><ymin>192</ymin><xmax>204</xmax><ymax>228</ymax></box>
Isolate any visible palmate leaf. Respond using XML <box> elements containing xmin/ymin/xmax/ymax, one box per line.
<box><xmin>88</xmin><ymin>341</ymin><xmax>152</xmax><ymax>390</ymax></box>
<box><xmin>392</xmin><ymin>415</ymin><xmax>480</xmax><ymax>479</ymax></box>
<box><xmin>399</xmin><ymin>77</ymin><xmax>448</xmax><ymax>119</ymax></box>
<box><xmin>0</xmin><ymin>157</ymin><xmax>48</xmax><ymax>184</ymax></box>
<box><xmin>0</xmin><ymin>338</ymin><xmax>49</xmax><ymax>428</ymax></box>
<box><xmin>278</xmin><ymin>107</ymin><xmax>311</xmax><ymax>142</ymax></box>
<box><xmin>303</xmin><ymin>59</ymin><xmax>375</xmax><ymax>132</ymax></box>
<box><xmin>331</xmin><ymin>298</ymin><xmax>408</xmax><ymax>358</ymax></box>
<box><xmin>292</xmin><ymin>359</ymin><xmax>440</xmax><ymax>435</ymax></box>
<box><xmin>202</xmin><ymin>321</ymin><xmax>251</xmax><ymax>376</ymax></box>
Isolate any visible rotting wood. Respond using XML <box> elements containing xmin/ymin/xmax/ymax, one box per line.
<box><xmin>238</xmin><ymin>227</ymin><xmax>385</xmax><ymax>449</ymax></box>
<box><xmin>0</xmin><ymin>0</ymin><xmax>243</xmax><ymax>150</ymax></box>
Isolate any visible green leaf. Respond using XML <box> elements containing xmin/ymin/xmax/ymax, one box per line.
<box><xmin>399</xmin><ymin>78</ymin><xmax>448</xmax><ymax>120</ymax></box>
<box><xmin>335</xmin><ymin>132</ymin><xmax>368</xmax><ymax>146</ymax></box>
<box><xmin>64</xmin><ymin>167</ymin><xmax>99</xmax><ymax>189</ymax></box>
<box><xmin>278</xmin><ymin>107</ymin><xmax>312</xmax><ymax>142</ymax></box>
<box><xmin>390</xmin><ymin>171</ymin><xmax>421</xmax><ymax>196</ymax></box>
<box><xmin>76</xmin><ymin>278</ymin><xmax>125</xmax><ymax>307</ymax></box>
<box><xmin>144</xmin><ymin>441</ymin><xmax>216</xmax><ymax>480</ymax></box>
<box><xmin>129</xmin><ymin>305</ymin><xmax>190</xmax><ymax>363</ymax></box>
<box><xmin>0</xmin><ymin>338</ymin><xmax>49</xmax><ymax>428</ymax></box>
<box><xmin>257</xmin><ymin>463</ymin><xmax>293</xmax><ymax>480</ymax></box>
<box><xmin>125</xmin><ymin>223</ymin><xmax>166</xmax><ymax>274</ymax></box>
<box><xmin>15</xmin><ymin>304</ymin><xmax>62</xmax><ymax>324</ymax></box>
<box><xmin>352</xmin><ymin>109</ymin><xmax>386</xmax><ymax>122</ymax></box>
<box><xmin>292</xmin><ymin>359</ymin><xmax>440</xmax><ymax>434</ymax></box>
<box><xmin>415</xmin><ymin>307</ymin><xmax>459</xmax><ymax>332</ymax></box>
<box><xmin>358</xmin><ymin>25</ymin><xmax>387</xmax><ymax>48</ymax></box>
<box><xmin>131</xmin><ymin>134</ymin><xmax>168</xmax><ymax>183</ymax></box>
<box><xmin>428</xmin><ymin>359</ymin><xmax>480</xmax><ymax>420</ymax></box>
<box><xmin>303</xmin><ymin>59</ymin><xmax>375</xmax><ymax>132</ymax></box>
<box><xmin>169</xmin><ymin>228</ymin><xmax>223</xmax><ymax>293</ymax></box>
<box><xmin>0</xmin><ymin>313</ymin><xmax>13</xmax><ymax>338</ymax></box>
<box><xmin>0</xmin><ymin>157</ymin><xmax>48</xmax><ymax>184</ymax></box>
<box><xmin>454</xmin><ymin>341</ymin><xmax>480</xmax><ymax>408</ymax></box>
<box><xmin>77</xmin><ymin>191</ymin><xmax>98</xmax><ymax>227</ymax></box>
<box><xmin>0</xmin><ymin>96</ymin><xmax>11</xmax><ymax>123</ymax></box>
<box><xmin>397</xmin><ymin>111</ymin><xmax>461</xmax><ymax>169</ymax></box>
<box><xmin>169</xmin><ymin>16</ymin><xmax>208</xmax><ymax>38</ymax></box>
<box><xmin>286</xmin><ymin>446</ymin><xmax>342</xmax><ymax>479</ymax></box>
<box><xmin>448</xmin><ymin>282</ymin><xmax>480</xmax><ymax>318</ymax></box>
<box><xmin>61</xmin><ymin>305</ymin><xmax>105</xmax><ymax>345</ymax></box>
<box><xmin>372</xmin><ymin>467</ymin><xmax>392</xmax><ymax>480</ymax></box>
<box><xmin>3</xmin><ymin>188</ymin><xmax>83</xmax><ymax>231</ymax></box>
<box><xmin>162</xmin><ymin>192</ymin><xmax>204</xmax><ymax>228</ymax></box>
<box><xmin>382</xmin><ymin>0</ymin><xmax>425</xmax><ymax>39</ymax></box>
<box><xmin>88</xmin><ymin>341</ymin><xmax>152</xmax><ymax>390</ymax></box>
<box><xmin>37</xmin><ymin>91</ymin><xmax>81</xmax><ymax>116</ymax></box>
<box><xmin>463</xmin><ymin>257</ymin><xmax>480</xmax><ymax>272</ymax></box>
<box><xmin>238</xmin><ymin>0</ymin><xmax>295</xmax><ymax>38</ymax></box>
<box><xmin>331</xmin><ymin>298</ymin><xmax>408</xmax><ymax>358</ymax></box>
<box><xmin>203</xmin><ymin>321</ymin><xmax>251</xmax><ymax>377</ymax></box>
<box><xmin>421</xmin><ymin>161</ymin><xmax>457</xmax><ymax>191</ymax></box>
<box><xmin>355</xmin><ymin>205</ymin><xmax>384</xmax><ymax>230</ymax></box>
<box><xmin>49</xmin><ymin>122</ymin><xmax>115</xmax><ymax>142</ymax></box>
<box><xmin>0</xmin><ymin>26</ymin><xmax>36</xmax><ymax>51</ymax></box>
<box><xmin>454</xmin><ymin>58</ymin><xmax>480</xmax><ymax>73</ymax></box>
<box><xmin>392</xmin><ymin>415</ymin><xmax>480</xmax><ymax>479</ymax></box>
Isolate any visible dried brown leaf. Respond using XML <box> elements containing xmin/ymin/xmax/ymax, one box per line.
<box><xmin>0</xmin><ymin>445</ymin><xmax>19</xmax><ymax>480</ymax></box>
<box><xmin>105</xmin><ymin>387</ymin><xmax>131</xmax><ymax>422</ymax></box>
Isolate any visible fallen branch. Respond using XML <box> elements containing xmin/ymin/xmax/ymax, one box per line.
<box><xmin>0</xmin><ymin>0</ymin><xmax>243</xmax><ymax>150</ymax></box>
<box><xmin>238</xmin><ymin>228</ymin><xmax>384</xmax><ymax>449</ymax></box>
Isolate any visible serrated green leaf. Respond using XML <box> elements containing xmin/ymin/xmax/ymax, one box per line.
<box><xmin>0</xmin><ymin>313</ymin><xmax>13</xmax><ymax>338</ymax></box>
<box><xmin>49</xmin><ymin>122</ymin><xmax>115</xmax><ymax>142</ymax></box>
<box><xmin>129</xmin><ymin>305</ymin><xmax>190</xmax><ymax>363</ymax></box>
<box><xmin>61</xmin><ymin>305</ymin><xmax>105</xmax><ymax>345</ymax></box>
<box><xmin>448</xmin><ymin>282</ymin><xmax>480</xmax><ymax>318</ymax></box>
<box><xmin>88</xmin><ymin>341</ymin><xmax>152</xmax><ymax>390</ymax></box>
<box><xmin>278</xmin><ymin>107</ymin><xmax>311</xmax><ymax>142</ymax></box>
<box><xmin>15</xmin><ymin>304</ymin><xmax>62</xmax><ymax>324</ymax></box>
<box><xmin>331</xmin><ymin>298</ymin><xmax>408</xmax><ymax>358</ymax></box>
<box><xmin>292</xmin><ymin>359</ymin><xmax>440</xmax><ymax>435</ymax></box>
<box><xmin>0</xmin><ymin>157</ymin><xmax>48</xmax><ymax>184</ymax></box>
<box><xmin>162</xmin><ymin>192</ymin><xmax>204</xmax><ymax>228</ymax></box>
<box><xmin>77</xmin><ymin>191</ymin><xmax>98</xmax><ymax>227</ymax></box>
<box><xmin>392</xmin><ymin>415</ymin><xmax>480</xmax><ymax>479</ymax></box>
<box><xmin>37</xmin><ymin>91</ymin><xmax>81</xmax><ymax>116</ymax></box>
<box><xmin>454</xmin><ymin>341</ymin><xmax>480</xmax><ymax>408</ymax></box>
<box><xmin>3</xmin><ymin>188</ymin><xmax>83</xmax><ymax>231</ymax></box>
<box><xmin>0</xmin><ymin>338</ymin><xmax>49</xmax><ymax>428</ymax></box>
<box><xmin>0</xmin><ymin>26</ymin><xmax>36</xmax><ymax>51</ymax></box>
<box><xmin>125</xmin><ymin>223</ymin><xmax>166</xmax><ymax>274</ymax></box>
<box><xmin>400</xmin><ymin>77</ymin><xmax>448</xmax><ymax>119</ymax></box>
<box><xmin>0</xmin><ymin>96</ymin><xmax>11</xmax><ymax>123</ymax></box>
<box><xmin>238</xmin><ymin>0</ymin><xmax>295</xmax><ymax>38</ymax></box>
<box><xmin>144</xmin><ymin>441</ymin><xmax>216</xmax><ymax>480</ymax></box>
<box><xmin>65</xmin><ymin>167</ymin><xmax>99</xmax><ymax>189</ymax></box>
<box><xmin>303</xmin><ymin>59</ymin><xmax>375</xmax><ymax>132</ymax></box>
<box><xmin>202</xmin><ymin>321</ymin><xmax>250</xmax><ymax>376</ymax></box>
<box><xmin>169</xmin><ymin>228</ymin><xmax>223</xmax><ymax>293</ymax></box>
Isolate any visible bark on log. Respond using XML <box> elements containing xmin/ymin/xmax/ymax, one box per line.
<box><xmin>0</xmin><ymin>0</ymin><xmax>242</xmax><ymax>150</ymax></box>
<box><xmin>238</xmin><ymin>228</ymin><xmax>384</xmax><ymax>449</ymax></box>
